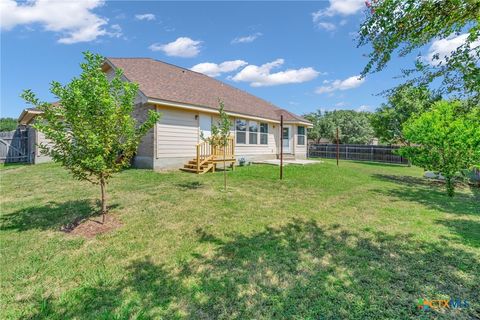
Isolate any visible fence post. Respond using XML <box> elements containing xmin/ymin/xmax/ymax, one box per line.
<box><xmin>371</xmin><ymin>146</ymin><xmax>373</xmax><ymax>161</ymax></box>
<box><xmin>345</xmin><ymin>146</ymin><xmax>348</xmax><ymax>160</ymax></box>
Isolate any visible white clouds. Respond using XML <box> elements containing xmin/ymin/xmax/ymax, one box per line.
<box><xmin>0</xmin><ymin>0</ymin><xmax>117</xmax><ymax>44</ymax></box>
<box><xmin>149</xmin><ymin>37</ymin><xmax>202</xmax><ymax>58</ymax></box>
<box><xmin>191</xmin><ymin>60</ymin><xmax>248</xmax><ymax>77</ymax></box>
<box><xmin>313</xmin><ymin>0</ymin><xmax>364</xmax><ymax>18</ymax></box>
<box><xmin>315</xmin><ymin>75</ymin><xmax>365</xmax><ymax>94</ymax></box>
<box><xmin>231</xmin><ymin>32</ymin><xmax>262</xmax><ymax>44</ymax></box>
<box><xmin>232</xmin><ymin>59</ymin><xmax>320</xmax><ymax>87</ymax></box>
<box><xmin>317</xmin><ymin>22</ymin><xmax>337</xmax><ymax>31</ymax></box>
<box><xmin>425</xmin><ymin>33</ymin><xmax>480</xmax><ymax>66</ymax></box>
<box><xmin>135</xmin><ymin>13</ymin><xmax>155</xmax><ymax>21</ymax></box>
<box><xmin>108</xmin><ymin>24</ymin><xmax>122</xmax><ymax>38</ymax></box>
<box><xmin>312</xmin><ymin>0</ymin><xmax>364</xmax><ymax>31</ymax></box>
<box><xmin>192</xmin><ymin>58</ymin><xmax>323</xmax><ymax>85</ymax></box>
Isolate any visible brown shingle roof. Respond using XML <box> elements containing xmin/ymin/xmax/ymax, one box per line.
<box><xmin>106</xmin><ymin>58</ymin><xmax>310</xmax><ymax>124</ymax></box>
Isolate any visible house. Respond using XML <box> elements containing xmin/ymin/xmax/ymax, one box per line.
<box><xmin>18</xmin><ymin>58</ymin><xmax>312</xmax><ymax>172</ymax></box>
<box><xmin>17</xmin><ymin>107</ymin><xmax>50</xmax><ymax>164</ymax></box>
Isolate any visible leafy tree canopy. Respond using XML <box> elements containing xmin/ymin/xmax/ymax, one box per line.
<box><xmin>371</xmin><ymin>84</ymin><xmax>441</xmax><ymax>145</ymax></box>
<box><xmin>21</xmin><ymin>51</ymin><xmax>160</xmax><ymax>217</ymax></box>
<box><xmin>398</xmin><ymin>100</ymin><xmax>480</xmax><ymax>196</ymax></box>
<box><xmin>0</xmin><ymin>118</ymin><xmax>18</xmax><ymax>132</ymax></box>
<box><xmin>359</xmin><ymin>0</ymin><xmax>480</xmax><ymax>103</ymax></box>
<box><xmin>304</xmin><ymin>110</ymin><xmax>375</xmax><ymax>144</ymax></box>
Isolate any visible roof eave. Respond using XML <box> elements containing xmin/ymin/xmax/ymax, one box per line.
<box><xmin>147</xmin><ymin>97</ymin><xmax>311</xmax><ymax>125</ymax></box>
<box><xmin>284</xmin><ymin>120</ymin><xmax>313</xmax><ymax>127</ymax></box>
<box><xmin>18</xmin><ymin>109</ymin><xmax>42</xmax><ymax>125</ymax></box>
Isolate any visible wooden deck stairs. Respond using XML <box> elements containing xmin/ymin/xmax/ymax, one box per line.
<box><xmin>180</xmin><ymin>137</ymin><xmax>236</xmax><ymax>174</ymax></box>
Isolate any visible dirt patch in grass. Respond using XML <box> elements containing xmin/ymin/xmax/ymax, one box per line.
<box><xmin>60</xmin><ymin>214</ymin><xmax>122</xmax><ymax>238</ymax></box>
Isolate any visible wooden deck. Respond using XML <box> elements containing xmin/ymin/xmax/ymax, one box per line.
<box><xmin>181</xmin><ymin>137</ymin><xmax>236</xmax><ymax>174</ymax></box>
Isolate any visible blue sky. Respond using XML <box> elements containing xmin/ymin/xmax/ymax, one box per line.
<box><xmin>1</xmin><ymin>0</ymin><xmax>435</xmax><ymax>118</ymax></box>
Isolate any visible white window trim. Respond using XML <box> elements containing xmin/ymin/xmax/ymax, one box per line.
<box><xmin>259</xmin><ymin>123</ymin><xmax>268</xmax><ymax>145</ymax></box>
<box><xmin>297</xmin><ymin>126</ymin><xmax>306</xmax><ymax>146</ymax></box>
<box><xmin>248</xmin><ymin>120</ymin><xmax>259</xmax><ymax>145</ymax></box>
<box><xmin>235</xmin><ymin>118</ymin><xmax>247</xmax><ymax>144</ymax></box>
<box><xmin>236</xmin><ymin>118</ymin><xmax>269</xmax><ymax>146</ymax></box>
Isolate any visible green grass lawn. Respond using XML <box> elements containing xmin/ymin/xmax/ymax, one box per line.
<box><xmin>1</xmin><ymin>160</ymin><xmax>479</xmax><ymax>319</ymax></box>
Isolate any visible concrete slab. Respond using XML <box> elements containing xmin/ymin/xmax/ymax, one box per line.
<box><xmin>252</xmin><ymin>159</ymin><xmax>321</xmax><ymax>166</ymax></box>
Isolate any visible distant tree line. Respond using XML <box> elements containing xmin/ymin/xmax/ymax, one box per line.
<box><xmin>303</xmin><ymin>110</ymin><xmax>375</xmax><ymax>145</ymax></box>
<box><xmin>0</xmin><ymin>118</ymin><xmax>18</xmax><ymax>132</ymax></box>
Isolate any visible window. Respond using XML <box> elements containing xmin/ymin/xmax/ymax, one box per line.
<box><xmin>297</xmin><ymin>126</ymin><xmax>306</xmax><ymax>145</ymax></box>
<box><xmin>260</xmin><ymin>123</ymin><xmax>268</xmax><ymax>145</ymax></box>
<box><xmin>236</xmin><ymin>119</ymin><xmax>246</xmax><ymax>144</ymax></box>
<box><xmin>249</xmin><ymin>121</ymin><xmax>258</xmax><ymax>144</ymax></box>
<box><xmin>237</xmin><ymin>119</ymin><xmax>268</xmax><ymax>145</ymax></box>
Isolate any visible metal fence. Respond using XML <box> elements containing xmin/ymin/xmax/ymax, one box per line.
<box><xmin>308</xmin><ymin>143</ymin><xmax>409</xmax><ymax>165</ymax></box>
<box><xmin>0</xmin><ymin>129</ymin><xmax>29</xmax><ymax>163</ymax></box>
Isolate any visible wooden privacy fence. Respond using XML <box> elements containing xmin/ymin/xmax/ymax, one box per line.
<box><xmin>0</xmin><ymin>129</ymin><xmax>29</xmax><ymax>163</ymax></box>
<box><xmin>309</xmin><ymin>143</ymin><xmax>409</xmax><ymax>165</ymax></box>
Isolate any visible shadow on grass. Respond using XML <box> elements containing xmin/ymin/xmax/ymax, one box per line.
<box><xmin>176</xmin><ymin>181</ymin><xmax>203</xmax><ymax>190</ymax></box>
<box><xmin>349</xmin><ymin>160</ymin><xmax>408</xmax><ymax>167</ymax></box>
<box><xmin>0</xmin><ymin>200</ymin><xmax>118</xmax><ymax>231</ymax></box>
<box><xmin>25</xmin><ymin>220</ymin><xmax>479</xmax><ymax>319</ymax></box>
<box><xmin>437</xmin><ymin>219</ymin><xmax>480</xmax><ymax>248</ymax></box>
<box><xmin>27</xmin><ymin>257</ymin><xmax>179</xmax><ymax>320</ymax></box>
<box><xmin>372</xmin><ymin>174</ymin><xmax>480</xmax><ymax>216</ymax></box>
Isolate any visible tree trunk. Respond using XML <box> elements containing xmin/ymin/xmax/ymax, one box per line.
<box><xmin>405</xmin><ymin>141</ymin><xmax>412</xmax><ymax>167</ymax></box>
<box><xmin>223</xmin><ymin>147</ymin><xmax>227</xmax><ymax>191</ymax></box>
<box><xmin>445</xmin><ymin>176</ymin><xmax>454</xmax><ymax>197</ymax></box>
<box><xmin>100</xmin><ymin>177</ymin><xmax>107</xmax><ymax>223</ymax></box>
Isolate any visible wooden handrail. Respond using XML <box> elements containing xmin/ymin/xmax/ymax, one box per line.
<box><xmin>211</xmin><ymin>136</ymin><xmax>235</xmax><ymax>158</ymax></box>
<box><xmin>196</xmin><ymin>136</ymin><xmax>235</xmax><ymax>168</ymax></box>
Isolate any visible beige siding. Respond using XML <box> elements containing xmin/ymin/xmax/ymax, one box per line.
<box><xmin>133</xmin><ymin>104</ymin><xmax>155</xmax><ymax>157</ymax></box>
<box><xmin>36</xmin><ymin>130</ymin><xmax>47</xmax><ymax>156</ymax></box>
<box><xmin>31</xmin><ymin>126</ymin><xmax>52</xmax><ymax>164</ymax></box>
<box><xmin>234</xmin><ymin>120</ymin><xmax>278</xmax><ymax>156</ymax></box>
<box><xmin>293</xmin><ymin>125</ymin><xmax>308</xmax><ymax>158</ymax></box>
<box><xmin>150</xmin><ymin>105</ymin><xmax>306</xmax><ymax>166</ymax></box>
<box><xmin>156</xmin><ymin>106</ymin><xmax>199</xmax><ymax>158</ymax></box>
<box><xmin>211</xmin><ymin>115</ymin><xmax>278</xmax><ymax>156</ymax></box>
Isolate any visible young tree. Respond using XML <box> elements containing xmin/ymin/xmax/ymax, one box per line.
<box><xmin>398</xmin><ymin>100</ymin><xmax>480</xmax><ymax>196</ymax></box>
<box><xmin>371</xmin><ymin>84</ymin><xmax>441</xmax><ymax>145</ymax></box>
<box><xmin>358</xmin><ymin>0</ymin><xmax>480</xmax><ymax>104</ymax></box>
<box><xmin>21</xmin><ymin>52</ymin><xmax>160</xmax><ymax>221</ymax></box>
<box><xmin>201</xmin><ymin>100</ymin><xmax>232</xmax><ymax>190</ymax></box>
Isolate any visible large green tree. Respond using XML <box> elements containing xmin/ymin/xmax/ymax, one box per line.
<box><xmin>21</xmin><ymin>52</ymin><xmax>160</xmax><ymax>220</ymax></box>
<box><xmin>371</xmin><ymin>84</ymin><xmax>441</xmax><ymax>145</ymax></box>
<box><xmin>303</xmin><ymin>110</ymin><xmax>324</xmax><ymax>143</ymax></box>
<box><xmin>304</xmin><ymin>110</ymin><xmax>375</xmax><ymax>144</ymax></box>
<box><xmin>398</xmin><ymin>100</ymin><xmax>480</xmax><ymax>196</ymax></box>
<box><xmin>359</xmin><ymin>0</ymin><xmax>480</xmax><ymax>103</ymax></box>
